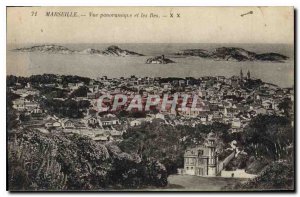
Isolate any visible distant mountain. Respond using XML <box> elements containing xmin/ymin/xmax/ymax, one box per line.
<box><xmin>146</xmin><ymin>55</ymin><xmax>175</xmax><ymax>64</ymax></box>
<box><xmin>176</xmin><ymin>47</ymin><xmax>288</xmax><ymax>62</ymax></box>
<box><xmin>13</xmin><ymin>44</ymin><xmax>144</xmax><ymax>57</ymax></box>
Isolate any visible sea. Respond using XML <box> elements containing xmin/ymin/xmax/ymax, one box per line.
<box><xmin>7</xmin><ymin>43</ymin><xmax>294</xmax><ymax>88</ymax></box>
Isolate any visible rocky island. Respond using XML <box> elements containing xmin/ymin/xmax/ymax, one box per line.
<box><xmin>146</xmin><ymin>55</ymin><xmax>175</xmax><ymax>64</ymax></box>
<box><xmin>13</xmin><ymin>44</ymin><xmax>144</xmax><ymax>57</ymax></box>
<box><xmin>13</xmin><ymin>44</ymin><xmax>75</xmax><ymax>54</ymax></box>
<box><xmin>176</xmin><ymin>47</ymin><xmax>289</xmax><ymax>62</ymax></box>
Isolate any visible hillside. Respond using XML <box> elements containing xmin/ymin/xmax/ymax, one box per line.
<box><xmin>7</xmin><ymin>129</ymin><xmax>167</xmax><ymax>191</ymax></box>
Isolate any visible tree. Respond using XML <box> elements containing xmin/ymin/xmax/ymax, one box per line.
<box><xmin>243</xmin><ymin>115</ymin><xmax>293</xmax><ymax>160</ymax></box>
<box><xmin>278</xmin><ymin>98</ymin><xmax>293</xmax><ymax>118</ymax></box>
<box><xmin>70</xmin><ymin>86</ymin><xmax>90</xmax><ymax>98</ymax></box>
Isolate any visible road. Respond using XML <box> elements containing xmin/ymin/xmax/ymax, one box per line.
<box><xmin>162</xmin><ymin>174</ymin><xmax>248</xmax><ymax>191</ymax></box>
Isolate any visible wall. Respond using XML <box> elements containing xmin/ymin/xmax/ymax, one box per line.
<box><xmin>217</xmin><ymin>151</ymin><xmax>235</xmax><ymax>173</ymax></box>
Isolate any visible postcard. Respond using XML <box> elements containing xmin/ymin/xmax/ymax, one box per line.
<box><xmin>6</xmin><ymin>6</ymin><xmax>294</xmax><ymax>191</ymax></box>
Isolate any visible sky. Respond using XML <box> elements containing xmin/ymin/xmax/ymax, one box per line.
<box><xmin>7</xmin><ymin>6</ymin><xmax>294</xmax><ymax>44</ymax></box>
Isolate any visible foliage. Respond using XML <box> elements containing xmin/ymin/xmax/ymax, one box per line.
<box><xmin>243</xmin><ymin>115</ymin><xmax>293</xmax><ymax>161</ymax></box>
<box><xmin>41</xmin><ymin>98</ymin><xmax>90</xmax><ymax>118</ymax></box>
<box><xmin>7</xmin><ymin>91</ymin><xmax>20</xmax><ymax>130</ymax></box>
<box><xmin>278</xmin><ymin>98</ymin><xmax>293</xmax><ymax>118</ymax></box>
<box><xmin>232</xmin><ymin>162</ymin><xmax>294</xmax><ymax>190</ymax></box>
<box><xmin>70</xmin><ymin>86</ymin><xmax>90</xmax><ymax>98</ymax></box>
<box><xmin>7</xmin><ymin>130</ymin><xmax>167</xmax><ymax>191</ymax></box>
<box><xmin>37</xmin><ymin>86</ymin><xmax>69</xmax><ymax>99</ymax></box>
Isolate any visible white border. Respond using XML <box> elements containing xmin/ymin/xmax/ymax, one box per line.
<box><xmin>1</xmin><ymin>1</ymin><xmax>298</xmax><ymax>197</ymax></box>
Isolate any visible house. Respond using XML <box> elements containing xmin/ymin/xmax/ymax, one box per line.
<box><xmin>262</xmin><ymin>100</ymin><xmax>273</xmax><ymax>109</ymax></box>
<box><xmin>255</xmin><ymin>107</ymin><xmax>267</xmax><ymax>115</ymax></box>
<box><xmin>99</xmin><ymin>116</ymin><xmax>120</xmax><ymax>126</ymax></box>
<box><xmin>109</xmin><ymin>130</ymin><xmax>123</xmax><ymax>140</ymax></box>
<box><xmin>231</xmin><ymin>118</ymin><xmax>241</xmax><ymax>129</ymax></box>
<box><xmin>181</xmin><ymin>132</ymin><xmax>219</xmax><ymax>176</ymax></box>
<box><xmin>130</xmin><ymin>119</ymin><xmax>142</xmax><ymax>127</ymax></box>
<box><xmin>45</xmin><ymin>119</ymin><xmax>62</xmax><ymax>129</ymax></box>
<box><xmin>87</xmin><ymin>85</ymin><xmax>99</xmax><ymax>93</ymax></box>
<box><xmin>87</xmin><ymin>92</ymin><xmax>100</xmax><ymax>99</ymax></box>
<box><xmin>155</xmin><ymin>113</ymin><xmax>165</xmax><ymax>120</ymax></box>
<box><xmin>198</xmin><ymin>112</ymin><xmax>208</xmax><ymax>123</ymax></box>
<box><xmin>85</xmin><ymin>116</ymin><xmax>98</xmax><ymax>126</ymax></box>
<box><xmin>62</xmin><ymin>119</ymin><xmax>75</xmax><ymax>129</ymax></box>
<box><xmin>94</xmin><ymin>135</ymin><xmax>110</xmax><ymax>142</ymax></box>
<box><xmin>73</xmin><ymin>121</ymin><xmax>86</xmax><ymax>129</ymax></box>
<box><xmin>12</xmin><ymin>99</ymin><xmax>25</xmax><ymax>111</ymax></box>
<box><xmin>12</xmin><ymin>98</ymin><xmax>39</xmax><ymax>111</ymax></box>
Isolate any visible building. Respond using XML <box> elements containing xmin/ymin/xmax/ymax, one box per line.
<box><xmin>182</xmin><ymin>132</ymin><xmax>219</xmax><ymax>176</ymax></box>
<box><xmin>99</xmin><ymin>116</ymin><xmax>120</xmax><ymax>126</ymax></box>
<box><xmin>130</xmin><ymin>119</ymin><xmax>142</xmax><ymax>127</ymax></box>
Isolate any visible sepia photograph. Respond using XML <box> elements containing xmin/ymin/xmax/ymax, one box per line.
<box><xmin>6</xmin><ymin>6</ymin><xmax>295</xmax><ymax>191</ymax></box>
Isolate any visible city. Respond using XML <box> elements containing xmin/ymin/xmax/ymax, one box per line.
<box><xmin>7</xmin><ymin>70</ymin><xmax>294</xmax><ymax>190</ymax></box>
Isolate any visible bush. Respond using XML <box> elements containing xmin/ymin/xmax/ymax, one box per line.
<box><xmin>233</xmin><ymin>162</ymin><xmax>294</xmax><ymax>190</ymax></box>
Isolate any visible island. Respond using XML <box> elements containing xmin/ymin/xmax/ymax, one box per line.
<box><xmin>13</xmin><ymin>44</ymin><xmax>144</xmax><ymax>57</ymax></box>
<box><xmin>146</xmin><ymin>55</ymin><xmax>175</xmax><ymax>64</ymax></box>
<box><xmin>176</xmin><ymin>47</ymin><xmax>289</xmax><ymax>62</ymax></box>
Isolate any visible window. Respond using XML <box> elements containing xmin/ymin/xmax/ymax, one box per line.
<box><xmin>198</xmin><ymin>159</ymin><xmax>204</xmax><ymax>165</ymax></box>
<box><xmin>185</xmin><ymin>158</ymin><xmax>189</xmax><ymax>164</ymax></box>
<box><xmin>191</xmin><ymin>167</ymin><xmax>193</xmax><ymax>170</ymax></box>
<box><xmin>198</xmin><ymin>150</ymin><xmax>204</xmax><ymax>156</ymax></box>
<box><xmin>186</xmin><ymin>167</ymin><xmax>189</xmax><ymax>170</ymax></box>
<box><xmin>190</xmin><ymin>158</ymin><xmax>195</xmax><ymax>165</ymax></box>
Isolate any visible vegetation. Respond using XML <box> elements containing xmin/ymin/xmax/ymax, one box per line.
<box><xmin>7</xmin><ymin>74</ymin><xmax>91</xmax><ymax>88</ymax></box>
<box><xmin>41</xmin><ymin>98</ymin><xmax>90</xmax><ymax>118</ymax></box>
<box><xmin>231</xmin><ymin>162</ymin><xmax>294</xmax><ymax>190</ymax></box>
<box><xmin>7</xmin><ymin>130</ymin><xmax>167</xmax><ymax>191</ymax></box>
<box><xmin>243</xmin><ymin>115</ymin><xmax>293</xmax><ymax>161</ymax></box>
<box><xmin>226</xmin><ymin>114</ymin><xmax>294</xmax><ymax>190</ymax></box>
<box><xmin>6</xmin><ymin>91</ymin><xmax>20</xmax><ymax>130</ymax></box>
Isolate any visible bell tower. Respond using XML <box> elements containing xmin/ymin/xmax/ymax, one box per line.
<box><xmin>240</xmin><ymin>69</ymin><xmax>243</xmax><ymax>81</ymax></box>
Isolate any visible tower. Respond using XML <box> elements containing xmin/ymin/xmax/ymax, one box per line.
<box><xmin>206</xmin><ymin>132</ymin><xmax>218</xmax><ymax>176</ymax></box>
<box><xmin>240</xmin><ymin>69</ymin><xmax>243</xmax><ymax>80</ymax></box>
<box><xmin>247</xmin><ymin>70</ymin><xmax>251</xmax><ymax>79</ymax></box>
